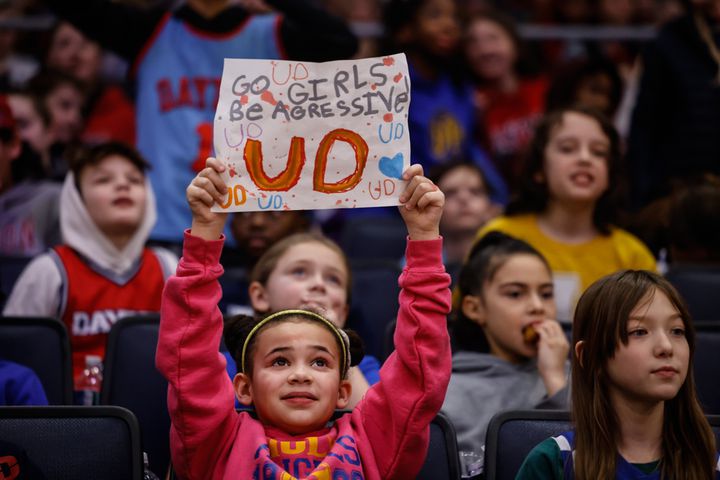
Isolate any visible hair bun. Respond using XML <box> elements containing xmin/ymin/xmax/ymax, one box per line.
<box><xmin>344</xmin><ymin>329</ymin><xmax>365</xmax><ymax>367</ymax></box>
<box><xmin>223</xmin><ymin>314</ymin><xmax>257</xmax><ymax>360</ymax></box>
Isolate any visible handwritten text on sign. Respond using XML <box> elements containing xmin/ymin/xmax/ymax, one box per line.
<box><xmin>212</xmin><ymin>54</ymin><xmax>411</xmax><ymax>212</ymax></box>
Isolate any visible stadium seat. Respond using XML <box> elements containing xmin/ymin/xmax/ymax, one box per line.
<box><xmin>0</xmin><ymin>316</ymin><xmax>73</xmax><ymax>405</ymax></box>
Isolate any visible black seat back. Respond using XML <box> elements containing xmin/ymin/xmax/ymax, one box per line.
<box><xmin>0</xmin><ymin>316</ymin><xmax>73</xmax><ymax>404</ymax></box>
<box><xmin>0</xmin><ymin>405</ymin><xmax>142</xmax><ymax>479</ymax></box>
<box><xmin>101</xmin><ymin>314</ymin><xmax>169</xmax><ymax>476</ymax></box>
<box><xmin>417</xmin><ymin>412</ymin><xmax>462</xmax><ymax>479</ymax></box>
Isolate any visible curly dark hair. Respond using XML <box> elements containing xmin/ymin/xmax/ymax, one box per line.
<box><xmin>505</xmin><ymin>105</ymin><xmax>624</xmax><ymax>235</ymax></box>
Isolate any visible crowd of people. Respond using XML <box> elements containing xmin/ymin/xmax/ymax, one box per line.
<box><xmin>1</xmin><ymin>0</ymin><xmax>720</xmax><ymax>478</ymax></box>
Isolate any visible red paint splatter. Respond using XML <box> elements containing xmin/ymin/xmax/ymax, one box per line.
<box><xmin>261</xmin><ymin>90</ymin><xmax>278</xmax><ymax>106</ymax></box>
<box><xmin>393</xmin><ymin>73</ymin><xmax>403</xmax><ymax>83</ymax></box>
<box><xmin>371</xmin><ymin>84</ymin><xmax>377</xmax><ymax>91</ymax></box>
<box><xmin>240</xmin><ymin>95</ymin><xmax>249</xmax><ymax>105</ymax></box>
<box><xmin>383</xmin><ymin>56</ymin><xmax>395</xmax><ymax>66</ymax></box>
<box><xmin>335</xmin><ymin>200</ymin><xmax>343</xmax><ymax>205</ymax></box>
<box><xmin>229</xmin><ymin>166</ymin><xmax>237</xmax><ymax>177</ymax></box>
<box><xmin>383</xmin><ymin>113</ymin><xmax>393</xmax><ymax>122</ymax></box>
<box><xmin>260</xmin><ymin>192</ymin><xmax>267</xmax><ymax>198</ymax></box>
<box><xmin>283</xmin><ymin>204</ymin><xmax>290</xmax><ymax>210</ymax></box>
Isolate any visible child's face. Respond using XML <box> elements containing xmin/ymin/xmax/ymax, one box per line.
<box><xmin>606</xmin><ymin>289</ymin><xmax>689</xmax><ymax>407</ymax></box>
<box><xmin>237</xmin><ymin>320</ymin><xmax>351</xmax><ymax>435</ymax></box>
<box><xmin>250</xmin><ymin>242</ymin><xmax>350</xmax><ymax>327</ymax></box>
<box><xmin>465</xmin><ymin>18</ymin><xmax>517</xmax><ymax>82</ymax></box>
<box><xmin>575</xmin><ymin>73</ymin><xmax>613</xmax><ymax>116</ymax></box>
<box><xmin>46</xmin><ymin>83</ymin><xmax>83</xmax><ymax>143</ymax></box>
<box><xmin>48</xmin><ymin>23</ymin><xmax>102</xmax><ymax>84</ymax></box>
<box><xmin>411</xmin><ymin>0</ymin><xmax>461</xmax><ymax>57</ymax></box>
<box><xmin>8</xmin><ymin>94</ymin><xmax>52</xmax><ymax>154</ymax></box>
<box><xmin>465</xmin><ymin>253</ymin><xmax>556</xmax><ymax>363</ymax></box>
<box><xmin>541</xmin><ymin>112</ymin><xmax>610</xmax><ymax>207</ymax></box>
<box><xmin>438</xmin><ymin>165</ymin><xmax>492</xmax><ymax>235</ymax></box>
<box><xmin>79</xmin><ymin>155</ymin><xmax>147</xmax><ymax>238</ymax></box>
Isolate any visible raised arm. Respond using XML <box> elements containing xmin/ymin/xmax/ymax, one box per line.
<box><xmin>353</xmin><ymin>165</ymin><xmax>452</xmax><ymax>479</ymax></box>
<box><xmin>155</xmin><ymin>158</ymin><xmax>237</xmax><ymax>478</ymax></box>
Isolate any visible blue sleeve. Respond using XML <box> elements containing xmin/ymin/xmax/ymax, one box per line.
<box><xmin>0</xmin><ymin>361</ymin><xmax>49</xmax><ymax>406</ymax></box>
<box><xmin>358</xmin><ymin>355</ymin><xmax>381</xmax><ymax>385</ymax></box>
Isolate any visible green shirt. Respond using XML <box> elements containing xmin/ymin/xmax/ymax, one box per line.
<box><xmin>515</xmin><ymin>437</ymin><xmax>660</xmax><ymax>479</ymax></box>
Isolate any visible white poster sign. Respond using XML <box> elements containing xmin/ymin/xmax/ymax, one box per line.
<box><xmin>212</xmin><ymin>54</ymin><xmax>411</xmax><ymax>212</ymax></box>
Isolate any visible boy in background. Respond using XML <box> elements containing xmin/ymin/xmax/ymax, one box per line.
<box><xmin>4</xmin><ymin>142</ymin><xmax>176</xmax><ymax>402</ymax></box>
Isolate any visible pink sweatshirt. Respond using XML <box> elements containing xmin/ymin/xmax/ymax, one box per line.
<box><xmin>156</xmin><ymin>231</ymin><xmax>452</xmax><ymax>480</ymax></box>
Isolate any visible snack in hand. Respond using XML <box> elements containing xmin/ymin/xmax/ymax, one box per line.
<box><xmin>522</xmin><ymin>324</ymin><xmax>539</xmax><ymax>345</ymax></box>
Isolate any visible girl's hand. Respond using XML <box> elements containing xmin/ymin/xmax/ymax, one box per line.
<box><xmin>398</xmin><ymin>164</ymin><xmax>444</xmax><ymax>241</ymax></box>
<box><xmin>535</xmin><ymin>320</ymin><xmax>570</xmax><ymax>397</ymax></box>
<box><xmin>187</xmin><ymin>157</ymin><xmax>229</xmax><ymax>241</ymax></box>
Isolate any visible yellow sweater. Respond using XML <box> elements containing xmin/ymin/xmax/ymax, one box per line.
<box><xmin>476</xmin><ymin>214</ymin><xmax>657</xmax><ymax>321</ymax></box>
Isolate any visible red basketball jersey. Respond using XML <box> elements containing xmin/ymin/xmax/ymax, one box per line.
<box><xmin>53</xmin><ymin>245</ymin><xmax>165</xmax><ymax>388</ymax></box>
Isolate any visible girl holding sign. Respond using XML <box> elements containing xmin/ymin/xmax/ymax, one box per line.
<box><xmin>221</xmin><ymin>230</ymin><xmax>382</xmax><ymax>408</ymax></box>
<box><xmin>157</xmin><ymin>159</ymin><xmax>452</xmax><ymax>479</ymax></box>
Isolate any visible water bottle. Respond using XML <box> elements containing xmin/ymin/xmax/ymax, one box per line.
<box><xmin>459</xmin><ymin>448</ymin><xmax>484</xmax><ymax>479</ymax></box>
<box><xmin>143</xmin><ymin>452</ymin><xmax>161</xmax><ymax>480</ymax></box>
<box><xmin>75</xmin><ymin>355</ymin><xmax>103</xmax><ymax>405</ymax></box>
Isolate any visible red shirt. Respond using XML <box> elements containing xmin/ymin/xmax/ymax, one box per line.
<box><xmin>54</xmin><ymin>245</ymin><xmax>164</xmax><ymax>388</ymax></box>
<box><xmin>478</xmin><ymin>77</ymin><xmax>548</xmax><ymax>183</ymax></box>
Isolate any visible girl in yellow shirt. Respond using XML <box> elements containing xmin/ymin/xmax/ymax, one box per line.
<box><xmin>476</xmin><ymin>106</ymin><xmax>655</xmax><ymax>321</ymax></box>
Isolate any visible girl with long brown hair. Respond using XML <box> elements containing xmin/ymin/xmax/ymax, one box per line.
<box><xmin>516</xmin><ymin>269</ymin><xmax>719</xmax><ymax>479</ymax></box>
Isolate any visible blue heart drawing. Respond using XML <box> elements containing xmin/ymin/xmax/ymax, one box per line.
<box><xmin>378</xmin><ymin>153</ymin><xmax>404</xmax><ymax>179</ymax></box>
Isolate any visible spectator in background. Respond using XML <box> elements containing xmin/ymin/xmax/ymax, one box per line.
<box><xmin>545</xmin><ymin>54</ymin><xmax>624</xmax><ymax>120</ymax></box>
<box><xmin>465</xmin><ymin>10</ymin><xmax>548</xmax><ymax>191</ymax></box>
<box><xmin>45</xmin><ymin>21</ymin><xmax>135</xmax><ymax>146</ymax></box>
<box><xmin>7</xmin><ymin>90</ymin><xmax>54</xmax><ymax>180</ymax></box>
<box><xmin>626</xmin><ymin>0</ymin><xmax>720</xmax><ymax>251</ymax></box>
<box><xmin>476</xmin><ymin>106</ymin><xmax>656</xmax><ymax>322</ymax></box>
<box><xmin>220</xmin><ymin>210</ymin><xmax>312</xmax><ymax>315</ymax></box>
<box><xmin>592</xmin><ymin>0</ymin><xmax>643</xmax><ymax>80</ymax></box>
<box><xmin>27</xmin><ymin>69</ymin><xmax>84</xmax><ymax>147</ymax></box>
<box><xmin>26</xmin><ymin>69</ymin><xmax>85</xmax><ymax>180</ymax></box>
<box><xmin>431</xmin><ymin>161</ymin><xmax>499</xmax><ymax>270</ymax></box>
<box><xmin>3</xmin><ymin>142</ymin><xmax>177</xmax><ymax>403</ymax></box>
<box><xmin>668</xmin><ymin>175</ymin><xmax>720</xmax><ymax>265</ymax></box>
<box><xmin>443</xmin><ymin>232</ymin><xmax>568</xmax><ymax>472</ymax></box>
<box><xmin>228</xmin><ymin>211</ymin><xmax>312</xmax><ymax>270</ymax></box>
<box><xmin>383</xmin><ymin>0</ymin><xmax>507</xmax><ymax>203</ymax></box>
<box><xmin>664</xmin><ymin>175</ymin><xmax>720</xmax><ymax>321</ymax></box>
<box><xmin>0</xmin><ymin>94</ymin><xmax>61</xmax><ymax>257</ymax></box>
<box><xmin>46</xmin><ymin>0</ymin><xmax>358</xmax><ymax>247</ymax></box>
